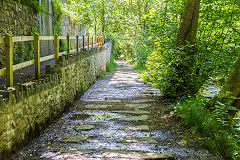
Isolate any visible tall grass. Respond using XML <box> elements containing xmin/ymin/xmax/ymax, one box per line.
<box><xmin>173</xmin><ymin>95</ymin><xmax>240</xmax><ymax>159</ymax></box>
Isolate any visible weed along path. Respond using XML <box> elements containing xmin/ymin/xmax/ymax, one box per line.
<box><xmin>12</xmin><ymin>60</ymin><xmax>219</xmax><ymax>160</ymax></box>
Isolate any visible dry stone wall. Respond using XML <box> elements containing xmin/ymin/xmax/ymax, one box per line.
<box><xmin>61</xmin><ymin>16</ymin><xmax>85</xmax><ymax>37</ymax></box>
<box><xmin>0</xmin><ymin>0</ymin><xmax>85</xmax><ymax>68</ymax></box>
<box><xmin>0</xmin><ymin>0</ymin><xmax>38</xmax><ymax>67</ymax></box>
<box><xmin>0</xmin><ymin>42</ymin><xmax>112</xmax><ymax>159</ymax></box>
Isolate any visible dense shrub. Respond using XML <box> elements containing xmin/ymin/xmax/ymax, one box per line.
<box><xmin>174</xmin><ymin>94</ymin><xmax>240</xmax><ymax>159</ymax></box>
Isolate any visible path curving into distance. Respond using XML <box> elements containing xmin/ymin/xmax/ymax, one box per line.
<box><xmin>12</xmin><ymin>60</ymin><xmax>220</xmax><ymax>160</ymax></box>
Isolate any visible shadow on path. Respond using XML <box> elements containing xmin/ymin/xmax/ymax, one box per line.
<box><xmin>11</xmin><ymin>60</ymin><xmax>220</xmax><ymax>160</ymax></box>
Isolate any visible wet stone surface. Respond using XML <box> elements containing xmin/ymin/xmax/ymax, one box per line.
<box><xmin>12</xmin><ymin>60</ymin><xmax>221</xmax><ymax>160</ymax></box>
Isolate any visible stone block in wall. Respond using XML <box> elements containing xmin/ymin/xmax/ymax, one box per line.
<box><xmin>0</xmin><ymin>0</ymin><xmax>38</xmax><ymax>69</ymax></box>
<box><xmin>0</xmin><ymin>42</ymin><xmax>112</xmax><ymax>159</ymax></box>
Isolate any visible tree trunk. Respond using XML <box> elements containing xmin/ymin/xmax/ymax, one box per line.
<box><xmin>168</xmin><ymin>0</ymin><xmax>201</xmax><ymax>98</ymax></box>
<box><xmin>176</xmin><ymin>0</ymin><xmax>201</xmax><ymax>47</ymax></box>
<box><xmin>222</xmin><ymin>54</ymin><xmax>240</xmax><ymax>117</ymax></box>
<box><xmin>101</xmin><ymin>8</ymin><xmax>105</xmax><ymax>34</ymax></box>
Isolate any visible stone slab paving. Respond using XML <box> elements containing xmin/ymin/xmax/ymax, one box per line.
<box><xmin>120</xmin><ymin>125</ymin><xmax>150</xmax><ymax>131</ymax></box>
<box><xmin>11</xmin><ymin>60</ymin><xmax>220</xmax><ymax>160</ymax></box>
<box><xmin>96</xmin><ymin>150</ymin><xmax>175</xmax><ymax>159</ymax></box>
<box><xmin>119</xmin><ymin>115</ymin><xmax>149</xmax><ymax>122</ymax></box>
<box><xmin>80</xmin><ymin>60</ymin><xmax>160</xmax><ymax>101</ymax></box>
<box><xmin>119</xmin><ymin>136</ymin><xmax>158</xmax><ymax>144</ymax></box>
<box><xmin>84</xmin><ymin>104</ymin><xmax>112</xmax><ymax>109</ymax></box>
<box><xmin>125</xmin><ymin>103</ymin><xmax>151</xmax><ymax>108</ymax></box>
<box><xmin>111</xmin><ymin>110</ymin><xmax>150</xmax><ymax>114</ymax></box>
<box><xmin>132</xmin><ymin>99</ymin><xmax>156</xmax><ymax>103</ymax></box>
<box><xmin>61</xmin><ymin>135</ymin><xmax>90</xmax><ymax>143</ymax></box>
<box><xmin>74</xmin><ymin>124</ymin><xmax>95</xmax><ymax>131</ymax></box>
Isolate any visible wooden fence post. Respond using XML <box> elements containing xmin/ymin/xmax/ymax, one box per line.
<box><xmin>34</xmin><ymin>34</ymin><xmax>40</xmax><ymax>80</ymax></box>
<box><xmin>54</xmin><ymin>35</ymin><xmax>59</xmax><ymax>62</ymax></box>
<box><xmin>103</xmin><ymin>35</ymin><xmax>105</xmax><ymax>45</ymax></box>
<box><xmin>95</xmin><ymin>36</ymin><xmax>97</xmax><ymax>48</ymax></box>
<box><xmin>101</xmin><ymin>35</ymin><xmax>103</xmax><ymax>46</ymax></box>
<box><xmin>83</xmin><ymin>36</ymin><xmax>85</xmax><ymax>50</ymax></box>
<box><xmin>92</xmin><ymin>36</ymin><xmax>94</xmax><ymax>49</ymax></box>
<box><xmin>5</xmin><ymin>34</ymin><xmax>13</xmax><ymax>87</ymax></box>
<box><xmin>67</xmin><ymin>34</ymin><xmax>70</xmax><ymax>54</ymax></box>
<box><xmin>76</xmin><ymin>36</ymin><xmax>79</xmax><ymax>52</ymax></box>
<box><xmin>88</xmin><ymin>36</ymin><xmax>90</xmax><ymax>50</ymax></box>
<box><xmin>98</xmin><ymin>35</ymin><xmax>100</xmax><ymax>47</ymax></box>
<box><xmin>102</xmin><ymin>35</ymin><xmax>104</xmax><ymax>46</ymax></box>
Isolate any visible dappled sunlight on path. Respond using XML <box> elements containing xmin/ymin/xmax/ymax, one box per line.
<box><xmin>12</xmin><ymin>60</ymin><xmax>219</xmax><ymax>160</ymax></box>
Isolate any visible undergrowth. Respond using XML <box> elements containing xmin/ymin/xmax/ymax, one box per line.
<box><xmin>106</xmin><ymin>56</ymin><xmax>117</xmax><ymax>72</ymax></box>
<box><xmin>99</xmin><ymin>71</ymin><xmax>106</xmax><ymax>78</ymax></box>
<box><xmin>172</xmin><ymin>94</ymin><xmax>240</xmax><ymax>159</ymax></box>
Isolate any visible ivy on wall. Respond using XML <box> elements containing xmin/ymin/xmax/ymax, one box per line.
<box><xmin>13</xmin><ymin>0</ymin><xmax>41</xmax><ymax>13</ymax></box>
<box><xmin>52</xmin><ymin>0</ymin><xmax>68</xmax><ymax>52</ymax></box>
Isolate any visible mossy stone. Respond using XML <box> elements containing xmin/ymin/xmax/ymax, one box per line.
<box><xmin>111</xmin><ymin>110</ymin><xmax>149</xmax><ymax>114</ymax></box>
<box><xmin>132</xmin><ymin>99</ymin><xmax>155</xmax><ymax>103</ymax></box>
<box><xmin>98</xmin><ymin>150</ymin><xmax>174</xmax><ymax>159</ymax></box>
<box><xmin>61</xmin><ymin>135</ymin><xmax>90</xmax><ymax>143</ymax></box>
<box><xmin>125</xmin><ymin>104</ymin><xmax>151</xmax><ymax>109</ymax></box>
<box><xmin>119</xmin><ymin>115</ymin><xmax>148</xmax><ymax>121</ymax></box>
<box><xmin>74</xmin><ymin>124</ymin><xmax>95</xmax><ymax>131</ymax></box>
<box><xmin>121</xmin><ymin>125</ymin><xmax>150</xmax><ymax>131</ymax></box>
<box><xmin>85</xmin><ymin>104</ymin><xmax>112</xmax><ymax>109</ymax></box>
<box><xmin>60</xmin><ymin>150</ymin><xmax>91</xmax><ymax>154</ymax></box>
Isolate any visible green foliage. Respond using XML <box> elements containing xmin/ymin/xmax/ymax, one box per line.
<box><xmin>52</xmin><ymin>0</ymin><xmax>94</xmax><ymax>25</ymax></box>
<box><xmin>174</xmin><ymin>94</ymin><xmax>240</xmax><ymax>159</ymax></box>
<box><xmin>11</xmin><ymin>26</ymin><xmax>37</xmax><ymax>65</ymax></box>
<box><xmin>13</xmin><ymin>41</ymin><xmax>34</xmax><ymax>65</ymax></box>
<box><xmin>13</xmin><ymin>0</ymin><xmax>41</xmax><ymax>13</ymax></box>
<box><xmin>135</xmin><ymin>0</ymin><xmax>240</xmax><ymax>98</ymax></box>
<box><xmin>106</xmin><ymin>32</ymin><xmax>122</xmax><ymax>58</ymax></box>
<box><xmin>81</xmin><ymin>81</ymin><xmax>88</xmax><ymax>92</ymax></box>
<box><xmin>99</xmin><ymin>71</ymin><xmax>106</xmax><ymax>78</ymax></box>
<box><xmin>59</xmin><ymin>40</ymin><xmax>67</xmax><ymax>52</ymax></box>
<box><xmin>93</xmin><ymin>113</ymin><xmax>112</xmax><ymax>120</ymax></box>
<box><xmin>0</xmin><ymin>57</ymin><xmax>4</xmax><ymax>68</ymax></box>
<box><xmin>106</xmin><ymin>55</ymin><xmax>117</xmax><ymax>72</ymax></box>
<box><xmin>52</xmin><ymin>0</ymin><xmax>63</xmax><ymax>35</ymax></box>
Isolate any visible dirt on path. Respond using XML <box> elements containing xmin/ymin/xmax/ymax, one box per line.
<box><xmin>11</xmin><ymin>60</ymin><xmax>220</xmax><ymax>160</ymax></box>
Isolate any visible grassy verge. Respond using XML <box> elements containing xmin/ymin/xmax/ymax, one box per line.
<box><xmin>106</xmin><ymin>56</ymin><xmax>118</xmax><ymax>72</ymax></box>
<box><xmin>133</xmin><ymin>64</ymin><xmax>240</xmax><ymax>159</ymax></box>
<box><xmin>98</xmin><ymin>56</ymin><xmax>117</xmax><ymax>78</ymax></box>
<box><xmin>172</xmin><ymin>94</ymin><xmax>240</xmax><ymax>159</ymax></box>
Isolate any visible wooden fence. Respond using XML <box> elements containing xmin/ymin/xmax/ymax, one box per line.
<box><xmin>0</xmin><ymin>34</ymin><xmax>104</xmax><ymax>88</ymax></box>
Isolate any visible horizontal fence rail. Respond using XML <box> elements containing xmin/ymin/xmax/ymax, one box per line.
<box><xmin>0</xmin><ymin>34</ymin><xmax>105</xmax><ymax>87</ymax></box>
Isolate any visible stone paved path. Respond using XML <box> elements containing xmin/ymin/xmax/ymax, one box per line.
<box><xmin>12</xmin><ymin>60</ymin><xmax>219</xmax><ymax>160</ymax></box>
